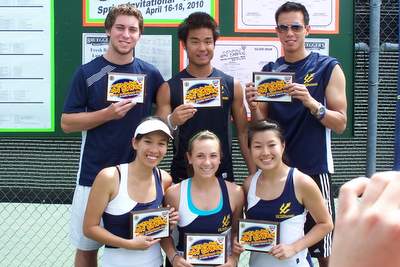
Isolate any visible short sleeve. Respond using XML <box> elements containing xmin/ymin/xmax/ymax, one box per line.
<box><xmin>63</xmin><ymin>67</ymin><xmax>88</xmax><ymax>113</ymax></box>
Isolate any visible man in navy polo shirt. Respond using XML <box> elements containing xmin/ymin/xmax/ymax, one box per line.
<box><xmin>61</xmin><ymin>4</ymin><xmax>164</xmax><ymax>266</ymax></box>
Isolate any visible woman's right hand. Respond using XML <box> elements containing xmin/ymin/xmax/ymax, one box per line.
<box><xmin>127</xmin><ymin>235</ymin><xmax>160</xmax><ymax>250</ymax></box>
<box><xmin>172</xmin><ymin>254</ymin><xmax>193</xmax><ymax>267</ymax></box>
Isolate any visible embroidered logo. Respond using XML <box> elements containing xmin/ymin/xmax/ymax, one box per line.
<box><xmin>303</xmin><ymin>72</ymin><xmax>318</xmax><ymax>87</ymax></box>
<box><xmin>276</xmin><ymin>202</ymin><xmax>295</xmax><ymax>219</ymax></box>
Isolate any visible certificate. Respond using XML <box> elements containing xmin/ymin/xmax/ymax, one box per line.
<box><xmin>107</xmin><ymin>73</ymin><xmax>146</xmax><ymax>103</ymax></box>
<box><xmin>238</xmin><ymin>219</ymin><xmax>280</xmax><ymax>252</ymax></box>
<box><xmin>185</xmin><ymin>233</ymin><xmax>227</xmax><ymax>265</ymax></box>
<box><xmin>182</xmin><ymin>78</ymin><xmax>222</xmax><ymax>108</ymax></box>
<box><xmin>235</xmin><ymin>0</ymin><xmax>339</xmax><ymax>34</ymax></box>
<box><xmin>130</xmin><ymin>208</ymin><xmax>169</xmax><ymax>239</ymax></box>
<box><xmin>253</xmin><ymin>72</ymin><xmax>294</xmax><ymax>102</ymax></box>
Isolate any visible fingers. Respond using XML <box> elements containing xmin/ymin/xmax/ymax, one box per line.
<box><xmin>359</xmin><ymin>173</ymin><xmax>392</xmax><ymax>208</ymax></box>
<box><xmin>232</xmin><ymin>240</ymin><xmax>245</xmax><ymax>254</ymax></box>
<box><xmin>173</xmin><ymin>104</ymin><xmax>197</xmax><ymax>125</ymax></box>
<box><xmin>373</xmin><ymin>171</ymin><xmax>400</xmax><ymax>210</ymax></box>
<box><xmin>176</xmin><ymin>256</ymin><xmax>193</xmax><ymax>267</ymax></box>
<box><xmin>337</xmin><ymin>177</ymin><xmax>369</xmax><ymax>215</ymax></box>
<box><xmin>245</xmin><ymin>85</ymin><xmax>257</xmax><ymax>104</ymax></box>
<box><xmin>147</xmin><ymin>237</ymin><xmax>161</xmax><ymax>246</ymax></box>
<box><xmin>109</xmin><ymin>100</ymin><xmax>135</xmax><ymax>119</ymax></box>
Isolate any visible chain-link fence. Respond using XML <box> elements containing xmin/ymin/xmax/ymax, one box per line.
<box><xmin>1</xmin><ymin>1</ymin><xmax>399</xmax><ymax>266</ymax></box>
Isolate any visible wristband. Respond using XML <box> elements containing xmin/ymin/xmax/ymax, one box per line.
<box><xmin>171</xmin><ymin>252</ymin><xmax>179</xmax><ymax>265</ymax></box>
<box><xmin>167</xmin><ymin>114</ymin><xmax>178</xmax><ymax>130</ymax></box>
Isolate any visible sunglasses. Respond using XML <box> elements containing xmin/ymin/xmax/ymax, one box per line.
<box><xmin>276</xmin><ymin>23</ymin><xmax>304</xmax><ymax>33</ymax></box>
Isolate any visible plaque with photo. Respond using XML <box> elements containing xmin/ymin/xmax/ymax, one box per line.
<box><xmin>184</xmin><ymin>233</ymin><xmax>227</xmax><ymax>265</ymax></box>
<box><xmin>181</xmin><ymin>78</ymin><xmax>222</xmax><ymax>108</ymax></box>
<box><xmin>130</xmin><ymin>207</ymin><xmax>169</xmax><ymax>239</ymax></box>
<box><xmin>238</xmin><ymin>219</ymin><xmax>280</xmax><ymax>253</ymax></box>
<box><xmin>107</xmin><ymin>72</ymin><xmax>146</xmax><ymax>103</ymax></box>
<box><xmin>253</xmin><ymin>72</ymin><xmax>294</xmax><ymax>102</ymax></box>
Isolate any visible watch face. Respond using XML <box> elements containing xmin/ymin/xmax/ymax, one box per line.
<box><xmin>318</xmin><ymin>105</ymin><xmax>326</xmax><ymax>119</ymax></box>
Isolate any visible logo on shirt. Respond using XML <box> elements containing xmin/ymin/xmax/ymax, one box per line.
<box><xmin>218</xmin><ymin>215</ymin><xmax>231</xmax><ymax>232</ymax></box>
<box><xmin>303</xmin><ymin>72</ymin><xmax>318</xmax><ymax>87</ymax></box>
<box><xmin>276</xmin><ymin>202</ymin><xmax>294</xmax><ymax>219</ymax></box>
<box><xmin>221</xmin><ymin>85</ymin><xmax>229</xmax><ymax>101</ymax></box>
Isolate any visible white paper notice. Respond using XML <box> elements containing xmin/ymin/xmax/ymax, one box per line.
<box><xmin>0</xmin><ymin>1</ymin><xmax>53</xmax><ymax>131</ymax></box>
<box><xmin>235</xmin><ymin>0</ymin><xmax>338</xmax><ymax>34</ymax></box>
<box><xmin>181</xmin><ymin>38</ymin><xmax>282</xmax><ymax>88</ymax></box>
<box><xmin>181</xmin><ymin>37</ymin><xmax>282</xmax><ymax>118</ymax></box>
<box><xmin>82</xmin><ymin>33</ymin><xmax>172</xmax><ymax>80</ymax></box>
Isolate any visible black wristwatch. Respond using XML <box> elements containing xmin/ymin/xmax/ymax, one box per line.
<box><xmin>312</xmin><ymin>103</ymin><xmax>326</xmax><ymax>120</ymax></box>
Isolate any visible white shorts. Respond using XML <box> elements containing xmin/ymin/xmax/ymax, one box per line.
<box><xmin>69</xmin><ymin>184</ymin><xmax>103</xmax><ymax>251</ymax></box>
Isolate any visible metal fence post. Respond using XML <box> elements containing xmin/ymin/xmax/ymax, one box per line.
<box><xmin>394</xmin><ymin>0</ymin><xmax>400</xmax><ymax>170</ymax></box>
<box><xmin>366</xmin><ymin>0</ymin><xmax>381</xmax><ymax>177</ymax></box>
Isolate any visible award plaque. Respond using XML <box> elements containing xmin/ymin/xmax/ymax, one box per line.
<box><xmin>238</xmin><ymin>219</ymin><xmax>280</xmax><ymax>253</ymax></box>
<box><xmin>181</xmin><ymin>78</ymin><xmax>222</xmax><ymax>108</ymax></box>
<box><xmin>253</xmin><ymin>72</ymin><xmax>294</xmax><ymax>102</ymax></box>
<box><xmin>184</xmin><ymin>233</ymin><xmax>227</xmax><ymax>265</ymax></box>
<box><xmin>130</xmin><ymin>208</ymin><xmax>169</xmax><ymax>239</ymax></box>
<box><xmin>107</xmin><ymin>72</ymin><xmax>146</xmax><ymax>103</ymax></box>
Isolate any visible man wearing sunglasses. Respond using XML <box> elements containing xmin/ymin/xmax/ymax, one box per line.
<box><xmin>245</xmin><ymin>2</ymin><xmax>347</xmax><ymax>267</ymax></box>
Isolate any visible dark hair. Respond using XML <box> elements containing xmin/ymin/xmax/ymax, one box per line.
<box><xmin>178</xmin><ymin>12</ymin><xmax>220</xmax><ymax>43</ymax></box>
<box><xmin>275</xmin><ymin>1</ymin><xmax>310</xmax><ymax>26</ymax></box>
<box><xmin>134</xmin><ymin>116</ymin><xmax>169</xmax><ymax>141</ymax></box>
<box><xmin>247</xmin><ymin>120</ymin><xmax>285</xmax><ymax>148</ymax></box>
<box><xmin>248</xmin><ymin>120</ymin><xmax>289</xmax><ymax>165</ymax></box>
<box><xmin>104</xmin><ymin>4</ymin><xmax>144</xmax><ymax>34</ymax></box>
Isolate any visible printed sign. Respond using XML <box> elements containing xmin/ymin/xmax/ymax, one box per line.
<box><xmin>130</xmin><ymin>208</ymin><xmax>170</xmax><ymax>239</ymax></box>
<box><xmin>253</xmin><ymin>72</ymin><xmax>294</xmax><ymax>102</ymax></box>
<box><xmin>185</xmin><ymin>233</ymin><xmax>227</xmax><ymax>265</ymax></box>
<box><xmin>238</xmin><ymin>219</ymin><xmax>280</xmax><ymax>252</ymax></box>
<box><xmin>182</xmin><ymin>78</ymin><xmax>221</xmax><ymax>108</ymax></box>
<box><xmin>107</xmin><ymin>72</ymin><xmax>146</xmax><ymax>103</ymax></box>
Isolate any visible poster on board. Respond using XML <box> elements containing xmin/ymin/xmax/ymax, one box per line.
<box><xmin>235</xmin><ymin>0</ymin><xmax>339</xmax><ymax>34</ymax></box>
<box><xmin>0</xmin><ymin>0</ymin><xmax>54</xmax><ymax>132</ymax></box>
<box><xmin>82</xmin><ymin>33</ymin><xmax>172</xmax><ymax>80</ymax></box>
<box><xmin>180</xmin><ymin>37</ymin><xmax>282</xmax><ymax>89</ymax></box>
<box><xmin>180</xmin><ymin>37</ymin><xmax>282</xmax><ymax>117</ymax></box>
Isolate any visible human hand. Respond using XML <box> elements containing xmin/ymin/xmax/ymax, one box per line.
<box><xmin>170</xmin><ymin>104</ymin><xmax>197</xmax><ymax>126</ymax></box>
<box><xmin>106</xmin><ymin>99</ymin><xmax>136</xmax><ymax>120</ymax></box>
<box><xmin>127</xmin><ymin>235</ymin><xmax>160</xmax><ymax>250</ymax></box>
<box><xmin>167</xmin><ymin>205</ymin><xmax>179</xmax><ymax>230</ymax></box>
<box><xmin>217</xmin><ymin>255</ymin><xmax>238</xmax><ymax>267</ymax></box>
<box><xmin>232</xmin><ymin>238</ymin><xmax>245</xmax><ymax>255</ymax></box>
<box><xmin>330</xmin><ymin>171</ymin><xmax>400</xmax><ymax>267</ymax></box>
<box><xmin>172</xmin><ymin>254</ymin><xmax>193</xmax><ymax>267</ymax></box>
<box><xmin>269</xmin><ymin>243</ymin><xmax>297</xmax><ymax>260</ymax></box>
<box><xmin>286</xmin><ymin>83</ymin><xmax>317</xmax><ymax>109</ymax></box>
<box><xmin>244</xmin><ymin>82</ymin><xmax>258</xmax><ymax>111</ymax></box>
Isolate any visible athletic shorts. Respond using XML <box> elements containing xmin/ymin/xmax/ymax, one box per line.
<box><xmin>69</xmin><ymin>184</ymin><xmax>102</xmax><ymax>251</ymax></box>
<box><xmin>304</xmin><ymin>173</ymin><xmax>335</xmax><ymax>258</ymax></box>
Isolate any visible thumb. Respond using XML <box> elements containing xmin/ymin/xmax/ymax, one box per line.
<box><xmin>144</xmin><ymin>235</ymin><xmax>154</xmax><ymax>241</ymax></box>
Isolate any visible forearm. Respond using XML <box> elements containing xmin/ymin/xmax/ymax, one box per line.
<box><xmin>319</xmin><ymin>109</ymin><xmax>347</xmax><ymax>134</ymax></box>
<box><xmin>84</xmin><ymin>225</ymin><xmax>135</xmax><ymax>250</ymax></box>
<box><xmin>61</xmin><ymin>109</ymin><xmax>111</xmax><ymax>133</ymax></box>
<box><xmin>250</xmin><ymin>105</ymin><xmax>266</xmax><ymax>121</ymax></box>
<box><xmin>291</xmin><ymin>222</ymin><xmax>333</xmax><ymax>254</ymax></box>
<box><xmin>237</xmin><ymin>134</ymin><xmax>256</xmax><ymax>174</ymax></box>
<box><xmin>161</xmin><ymin>237</ymin><xmax>178</xmax><ymax>263</ymax></box>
